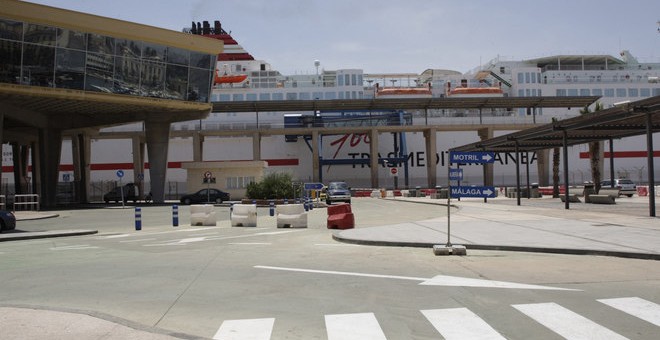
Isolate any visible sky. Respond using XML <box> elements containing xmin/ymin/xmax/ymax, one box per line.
<box><xmin>25</xmin><ymin>0</ymin><xmax>660</xmax><ymax>75</ymax></box>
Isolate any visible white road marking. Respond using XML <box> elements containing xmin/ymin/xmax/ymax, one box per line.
<box><xmin>98</xmin><ymin>234</ymin><xmax>131</xmax><ymax>239</ymax></box>
<box><xmin>186</xmin><ymin>232</ymin><xmax>218</xmax><ymax>237</ymax></box>
<box><xmin>598</xmin><ymin>297</ymin><xmax>660</xmax><ymax>327</ymax></box>
<box><xmin>255</xmin><ymin>266</ymin><xmax>578</xmax><ymax>290</ymax></box>
<box><xmin>421</xmin><ymin>308</ymin><xmax>506</xmax><ymax>340</ymax></box>
<box><xmin>513</xmin><ymin>302</ymin><xmax>629</xmax><ymax>340</ymax></box>
<box><xmin>213</xmin><ymin>318</ymin><xmax>274</xmax><ymax>340</ymax></box>
<box><xmin>421</xmin><ymin>275</ymin><xmax>578</xmax><ymax>290</ymax></box>
<box><xmin>144</xmin><ymin>230</ymin><xmax>302</xmax><ymax>247</ymax></box>
<box><xmin>228</xmin><ymin>242</ymin><xmax>271</xmax><ymax>245</ymax></box>
<box><xmin>325</xmin><ymin>313</ymin><xmax>386</xmax><ymax>340</ymax></box>
<box><xmin>50</xmin><ymin>245</ymin><xmax>99</xmax><ymax>251</ymax></box>
<box><xmin>119</xmin><ymin>238</ymin><xmax>157</xmax><ymax>243</ymax></box>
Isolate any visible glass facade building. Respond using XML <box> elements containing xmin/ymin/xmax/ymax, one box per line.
<box><xmin>0</xmin><ymin>18</ymin><xmax>215</xmax><ymax>103</ymax></box>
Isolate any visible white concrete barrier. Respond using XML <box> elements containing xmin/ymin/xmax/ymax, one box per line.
<box><xmin>190</xmin><ymin>204</ymin><xmax>216</xmax><ymax>226</ymax></box>
<box><xmin>276</xmin><ymin>204</ymin><xmax>307</xmax><ymax>228</ymax></box>
<box><xmin>231</xmin><ymin>204</ymin><xmax>257</xmax><ymax>227</ymax></box>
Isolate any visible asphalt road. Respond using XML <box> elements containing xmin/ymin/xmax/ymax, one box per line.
<box><xmin>1</xmin><ymin>200</ymin><xmax>659</xmax><ymax>339</ymax></box>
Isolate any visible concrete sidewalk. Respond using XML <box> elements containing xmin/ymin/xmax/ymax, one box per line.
<box><xmin>0</xmin><ymin>211</ymin><xmax>98</xmax><ymax>242</ymax></box>
<box><xmin>334</xmin><ymin>195</ymin><xmax>660</xmax><ymax>260</ymax></box>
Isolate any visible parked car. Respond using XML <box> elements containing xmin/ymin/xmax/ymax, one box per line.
<box><xmin>0</xmin><ymin>210</ymin><xmax>16</xmax><ymax>232</ymax></box>
<box><xmin>103</xmin><ymin>183</ymin><xmax>138</xmax><ymax>203</ymax></box>
<box><xmin>326</xmin><ymin>181</ymin><xmax>351</xmax><ymax>205</ymax></box>
<box><xmin>180</xmin><ymin>188</ymin><xmax>230</xmax><ymax>204</ymax></box>
<box><xmin>600</xmin><ymin>179</ymin><xmax>636</xmax><ymax>197</ymax></box>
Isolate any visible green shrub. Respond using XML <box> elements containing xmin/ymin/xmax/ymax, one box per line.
<box><xmin>246</xmin><ymin>173</ymin><xmax>295</xmax><ymax>199</ymax></box>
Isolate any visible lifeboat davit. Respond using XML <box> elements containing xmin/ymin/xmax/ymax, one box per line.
<box><xmin>214</xmin><ymin>73</ymin><xmax>248</xmax><ymax>85</ymax></box>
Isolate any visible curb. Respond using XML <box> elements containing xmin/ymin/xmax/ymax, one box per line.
<box><xmin>331</xmin><ymin>234</ymin><xmax>660</xmax><ymax>260</ymax></box>
<box><xmin>0</xmin><ymin>230</ymin><xmax>98</xmax><ymax>242</ymax></box>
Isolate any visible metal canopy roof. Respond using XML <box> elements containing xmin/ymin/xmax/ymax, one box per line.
<box><xmin>451</xmin><ymin>95</ymin><xmax>660</xmax><ymax>153</ymax></box>
<box><xmin>211</xmin><ymin>96</ymin><xmax>599</xmax><ymax>113</ymax></box>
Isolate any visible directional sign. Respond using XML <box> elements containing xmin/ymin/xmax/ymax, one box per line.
<box><xmin>449</xmin><ymin>151</ymin><xmax>495</xmax><ymax>164</ymax></box>
<box><xmin>449</xmin><ymin>168</ymin><xmax>463</xmax><ymax>181</ymax></box>
<box><xmin>204</xmin><ymin>171</ymin><xmax>213</xmax><ymax>179</ymax></box>
<box><xmin>116</xmin><ymin>170</ymin><xmax>124</xmax><ymax>178</ymax></box>
<box><xmin>304</xmin><ymin>182</ymin><xmax>324</xmax><ymax>190</ymax></box>
<box><xmin>450</xmin><ymin>186</ymin><xmax>497</xmax><ymax>198</ymax></box>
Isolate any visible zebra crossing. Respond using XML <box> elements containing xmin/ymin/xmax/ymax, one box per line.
<box><xmin>212</xmin><ymin>297</ymin><xmax>660</xmax><ymax>339</ymax></box>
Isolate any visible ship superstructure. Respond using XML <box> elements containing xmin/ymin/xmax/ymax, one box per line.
<box><xmin>3</xmin><ymin>20</ymin><xmax>658</xmax><ymax>200</ymax></box>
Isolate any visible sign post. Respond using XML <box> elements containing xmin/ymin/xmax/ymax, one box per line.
<box><xmin>203</xmin><ymin>171</ymin><xmax>212</xmax><ymax>203</ymax></box>
<box><xmin>116</xmin><ymin>170</ymin><xmax>125</xmax><ymax>208</ymax></box>
<box><xmin>435</xmin><ymin>151</ymin><xmax>496</xmax><ymax>256</ymax></box>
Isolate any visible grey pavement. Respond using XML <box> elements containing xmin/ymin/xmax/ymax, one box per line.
<box><xmin>1</xmin><ymin>195</ymin><xmax>659</xmax><ymax>339</ymax></box>
<box><xmin>336</xmin><ymin>195</ymin><xmax>660</xmax><ymax>260</ymax></box>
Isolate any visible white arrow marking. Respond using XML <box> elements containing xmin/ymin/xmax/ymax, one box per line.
<box><xmin>483</xmin><ymin>189</ymin><xmax>494</xmax><ymax>196</ymax></box>
<box><xmin>482</xmin><ymin>154</ymin><xmax>493</xmax><ymax>161</ymax></box>
<box><xmin>255</xmin><ymin>266</ymin><xmax>578</xmax><ymax>291</ymax></box>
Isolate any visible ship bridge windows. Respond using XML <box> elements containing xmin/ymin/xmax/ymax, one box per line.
<box><xmin>616</xmin><ymin>88</ymin><xmax>627</xmax><ymax>97</ymax></box>
<box><xmin>299</xmin><ymin>92</ymin><xmax>311</xmax><ymax>100</ymax></box>
<box><xmin>641</xmin><ymin>88</ymin><xmax>650</xmax><ymax>97</ymax></box>
<box><xmin>580</xmin><ymin>89</ymin><xmax>590</xmax><ymax>96</ymax></box>
<box><xmin>232</xmin><ymin>94</ymin><xmax>244</xmax><ymax>101</ymax></box>
<box><xmin>592</xmin><ymin>89</ymin><xmax>603</xmax><ymax>96</ymax></box>
<box><xmin>246</xmin><ymin>93</ymin><xmax>257</xmax><ymax>101</ymax></box>
<box><xmin>272</xmin><ymin>93</ymin><xmax>283</xmax><ymax>100</ymax></box>
<box><xmin>628</xmin><ymin>88</ymin><xmax>638</xmax><ymax>97</ymax></box>
<box><xmin>604</xmin><ymin>89</ymin><xmax>615</xmax><ymax>97</ymax></box>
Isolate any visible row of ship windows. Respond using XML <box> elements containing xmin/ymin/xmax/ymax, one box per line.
<box><xmin>555</xmin><ymin>88</ymin><xmax>660</xmax><ymax>97</ymax></box>
<box><xmin>519</xmin><ymin>88</ymin><xmax>660</xmax><ymax>98</ymax></box>
<box><xmin>212</xmin><ymin>91</ymin><xmax>365</xmax><ymax>102</ymax></box>
<box><xmin>518</xmin><ymin>72</ymin><xmax>655</xmax><ymax>84</ymax></box>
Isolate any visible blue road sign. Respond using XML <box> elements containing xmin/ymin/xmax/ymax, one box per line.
<box><xmin>450</xmin><ymin>186</ymin><xmax>497</xmax><ymax>198</ymax></box>
<box><xmin>449</xmin><ymin>151</ymin><xmax>495</xmax><ymax>164</ymax></box>
<box><xmin>304</xmin><ymin>182</ymin><xmax>324</xmax><ymax>190</ymax></box>
<box><xmin>449</xmin><ymin>168</ymin><xmax>463</xmax><ymax>181</ymax></box>
<box><xmin>116</xmin><ymin>170</ymin><xmax>124</xmax><ymax>178</ymax></box>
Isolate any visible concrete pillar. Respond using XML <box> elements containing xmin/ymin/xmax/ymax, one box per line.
<box><xmin>37</xmin><ymin>127</ymin><xmax>62</xmax><ymax>208</ymax></box>
<box><xmin>252</xmin><ymin>131</ymin><xmax>261</xmax><ymax>161</ymax></box>
<box><xmin>145</xmin><ymin>120</ymin><xmax>171</xmax><ymax>204</ymax></box>
<box><xmin>11</xmin><ymin>144</ymin><xmax>28</xmax><ymax>194</ymax></box>
<box><xmin>72</xmin><ymin>133</ymin><xmax>91</xmax><ymax>203</ymax></box>
<box><xmin>370</xmin><ymin>129</ymin><xmax>379</xmax><ymax>188</ymax></box>
<box><xmin>193</xmin><ymin>132</ymin><xmax>203</xmax><ymax>162</ymax></box>
<box><xmin>424</xmin><ymin>128</ymin><xmax>437</xmax><ymax>188</ymax></box>
<box><xmin>132</xmin><ymin>136</ymin><xmax>146</xmax><ymax>199</ymax></box>
<box><xmin>312</xmin><ymin>130</ymin><xmax>320</xmax><ymax>182</ymax></box>
<box><xmin>536</xmin><ymin>149</ymin><xmax>550</xmax><ymax>186</ymax></box>
<box><xmin>0</xmin><ymin>113</ymin><xmax>3</xmax><ymax>184</ymax></box>
<box><xmin>478</xmin><ymin>127</ymin><xmax>494</xmax><ymax>187</ymax></box>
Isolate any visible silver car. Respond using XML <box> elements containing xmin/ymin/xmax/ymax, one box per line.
<box><xmin>600</xmin><ymin>179</ymin><xmax>636</xmax><ymax>197</ymax></box>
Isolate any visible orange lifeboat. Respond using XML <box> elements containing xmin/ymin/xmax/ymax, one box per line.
<box><xmin>214</xmin><ymin>73</ymin><xmax>248</xmax><ymax>84</ymax></box>
<box><xmin>449</xmin><ymin>87</ymin><xmax>503</xmax><ymax>96</ymax></box>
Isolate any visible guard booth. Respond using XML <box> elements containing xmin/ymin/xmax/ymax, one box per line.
<box><xmin>181</xmin><ymin>161</ymin><xmax>268</xmax><ymax>200</ymax></box>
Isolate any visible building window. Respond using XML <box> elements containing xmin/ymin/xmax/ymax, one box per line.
<box><xmin>640</xmin><ymin>88</ymin><xmax>650</xmax><ymax>97</ymax></box>
<box><xmin>525</xmin><ymin>72</ymin><xmax>530</xmax><ymax>83</ymax></box>
<box><xmin>592</xmin><ymin>89</ymin><xmax>602</xmax><ymax>96</ymax></box>
<box><xmin>616</xmin><ymin>88</ymin><xmax>626</xmax><ymax>97</ymax></box>
<box><xmin>567</xmin><ymin>89</ymin><xmax>578</xmax><ymax>96</ymax></box>
<box><xmin>580</xmin><ymin>89</ymin><xmax>590</xmax><ymax>96</ymax></box>
<box><xmin>232</xmin><ymin>93</ymin><xmax>244</xmax><ymax>101</ymax></box>
<box><xmin>556</xmin><ymin>89</ymin><xmax>566</xmax><ymax>96</ymax></box>
<box><xmin>604</xmin><ymin>88</ymin><xmax>614</xmax><ymax>97</ymax></box>
<box><xmin>259</xmin><ymin>93</ymin><xmax>270</xmax><ymax>100</ymax></box>
<box><xmin>517</xmin><ymin>73</ymin><xmax>524</xmax><ymax>83</ymax></box>
<box><xmin>246</xmin><ymin>93</ymin><xmax>257</xmax><ymax>101</ymax></box>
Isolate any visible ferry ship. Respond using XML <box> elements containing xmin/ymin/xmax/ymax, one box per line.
<box><xmin>3</xmin><ymin>20</ymin><xmax>659</xmax><ymax>199</ymax></box>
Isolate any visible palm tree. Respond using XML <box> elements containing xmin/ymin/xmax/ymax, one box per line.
<box><xmin>580</xmin><ymin>102</ymin><xmax>604</xmax><ymax>192</ymax></box>
<box><xmin>552</xmin><ymin>147</ymin><xmax>560</xmax><ymax>197</ymax></box>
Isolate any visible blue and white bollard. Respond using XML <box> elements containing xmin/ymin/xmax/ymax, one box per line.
<box><xmin>135</xmin><ymin>207</ymin><xmax>142</xmax><ymax>231</ymax></box>
<box><xmin>304</xmin><ymin>197</ymin><xmax>309</xmax><ymax>211</ymax></box>
<box><xmin>308</xmin><ymin>197</ymin><xmax>314</xmax><ymax>211</ymax></box>
<box><xmin>269</xmin><ymin>200</ymin><xmax>275</xmax><ymax>216</ymax></box>
<box><xmin>230</xmin><ymin>203</ymin><xmax>234</xmax><ymax>218</ymax></box>
<box><xmin>172</xmin><ymin>204</ymin><xmax>179</xmax><ymax>227</ymax></box>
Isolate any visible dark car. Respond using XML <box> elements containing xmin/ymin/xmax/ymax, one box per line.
<box><xmin>0</xmin><ymin>210</ymin><xmax>16</xmax><ymax>232</ymax></box>
<box><xmin>103</xmin><ymin>183</ymin><xmax>138</xmax><ymax>203</ymax></box>
<box><xmin>180</xmin><ymin>188</ymin><xmax>230</xmax><ymax>204</ymax></box>
<box><xmin>326</xmin><ymin>181</ymin><xmax>351</xmax><ymax>205</ymax></box>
